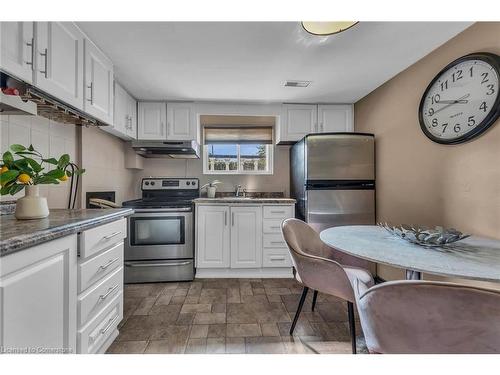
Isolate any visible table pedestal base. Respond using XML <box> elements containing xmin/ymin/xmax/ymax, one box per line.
<box><xmin>405</xmin><ymin>270</ymin><xmax>422</xmax><ymax>280</ymax></box>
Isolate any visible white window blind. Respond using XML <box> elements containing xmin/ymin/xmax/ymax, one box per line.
<box><xmin>203</xmin><ymin>126</ymin><xmax>273</xmax><ymax>144</ymax></box>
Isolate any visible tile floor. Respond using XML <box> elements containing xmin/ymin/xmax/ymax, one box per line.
<box><xmin>106</xmin><ymin>278</ymin><xmax>366</xmax><ymax>354</ymax></box>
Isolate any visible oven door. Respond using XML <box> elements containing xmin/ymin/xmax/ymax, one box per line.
<box><xmin>125</xmin><ymin>208</ymin><xmax>193</xmax><ymax>260</ymax></box>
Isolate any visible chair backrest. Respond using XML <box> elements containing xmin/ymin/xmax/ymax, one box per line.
<box><xmin>355</xmin><ymin>280</ymin><xmax>500</xmax><ymax>354</ymax></box>
<box><xmin>281</xmin><ymin>218</ymin><xmax>355</xmax><ymax>302</ymax></box>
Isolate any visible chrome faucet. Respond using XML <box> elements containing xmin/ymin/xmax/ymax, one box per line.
<box><xmin>235</xmin><ymin>184</ymin><xmax>243</xmax><ymax>197</ymax></box>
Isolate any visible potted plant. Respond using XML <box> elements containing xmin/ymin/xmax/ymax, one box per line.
<box><xmin>0</xmin><ymin>144</ymin><xmax>85</xmax><ymax>219</ymax></box>
<box><xmin>200</xmin><ymin>180</ymin><xmax>222</xmax><ymax>198</ymax></box>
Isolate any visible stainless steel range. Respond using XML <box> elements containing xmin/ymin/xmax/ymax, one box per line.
<box><xmin>122</xmin><ymin>177</ymin><xmax>199</xmax><ymax>283</ymax></box>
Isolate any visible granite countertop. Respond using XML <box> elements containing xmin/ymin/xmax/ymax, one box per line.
<box><xmin>0</xmin><ymin>208</ymin><xmax>134</xmax><ymax>257</ymax></box>
<box><xmin>194</xmin><ymin>198</ymin><xmax>296</xmax><ymax>204</ymax></box>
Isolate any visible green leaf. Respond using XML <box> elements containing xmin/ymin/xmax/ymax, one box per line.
<box><xmin>36</xmin><ymin>176</ymin><xmax>60</xmax><ymax>185</ymax></box>
<box><xmin>45</xmin><ymin>168</ymin><xmax>65</xmax><ymax>179</ymax></box>
<box><xmin>10</xmin><ymin>144</ymin><xmax>26</xmax><ymax>153</ymax></box>
<box><xmin>2</xmin><ymin>151</ymin><xmax>14</xmax><ymax>164</ymax></box>
<box><xmin>13</xmin><ymin>158</ymin><xmax>30</xmax><ymax>170</ymax></box>
<box><xmin>15</xmin><ymin>151</ymin><xmax>41</xmax><ymax>157</ymax></box>
<box><xmin>42</xmin><ymin>158</ymin><xmax>58</xmax><ymax>165</ymax></box>
<box><xmin>9</xmin><ymin>184</ymin><xmax>24</xmax><ymax>195</ymax></box>
<box><xmin>27</xmin><ymin>158</ymin><xmax>42</xmax><ymax>173</ymax></box>
<box><xmin>58</xmin><ymin>154</ymin><xmax>70</xmax><ymax>169</ymax></box>
<box><xmin>28</xmin><ymin>144</ymin><xmax>35</xmax><ymax>151</ymax></box>
<box><xmin>0</xmin><ymin>170</ymin><xmax>19</xmax><ymax>185</ymax></box>
<box><xmin>66</xmin><ymin>170</ymin><xmax>72</xmax><ymax>177</ymax></box>
<box><xmin>0</xmin><ymin>185</ymin><xmax>12</xmax><ymax>195</ymax></box>
<box><xmin>73</xmin><ymin>168</ymin><xmax>85</xmax><ymax>176</ymax></box>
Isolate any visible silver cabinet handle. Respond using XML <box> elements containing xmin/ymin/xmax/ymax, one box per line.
<box><xmin>25</xmin><ymin>38</ymin><xmax>34</xmax><ymax>68</ymax></box>
<box><xmin>98</xmin><ymin>284</ymin><xmax>119</xmax><ymax>301</ymax></box>
<box><xmin>320</xmin><ymin>122</ymin><xmax>324</xmax><ymax>132</ymax></box>
<box><xmin>125</xmin><ymin>261</ymin><xmax>192</xmax><ymax>267</ymax></box>
<box><xmin>270</xmin><ymin>256</ymin><xmax>286</xmax><ymax>261</ymax></box>
<box><xmin>160</xmin><ymin>122</ymin><xmax>164</xmax><ymax>136</ymax></box>
<box><xmin>270</xmin><ymin>210</ymin><xmax>286</xmax><ymax>214</ymax></box>
<box><xmin>90</xmin><ymin>314</ymin><xmax>119</xmax><ymax>343</ymax></box>
<box><xmin>39</xmin><ymin>48</ymin><xmax>48</xmax><ymax>77</ymax></box>
<box><xmin>167</xmin><ymin>122</ymin><xmax>170</xmax><ymax>135</ymax></box>
<box><xmin>98</xmin><ymin>257</ymin><xmax>119</xmax><ymax>271</ymax></box>
<box><xmin>103</xmin><ymin>231</ymin><xmax>121</xmax><ymax>240</ymax></box>
<box><xmin>224</xmin><ymin>211</ymin><xmax>227</xmax><ymax>226</ymax></box>
<box><xmin>269</xmin><ymin>226</ymin><xmax>280</xmax><ymax>229</ymax></box>
<box><xmin>231</xmin><ymin>212</ymin><xmax>235</xmax><ymax>226</ymax></box>
<box><xmin>270</xmin><ymin>241</ymin><xmax>285</xmax><ymax>245</ymax></box>
<box><xmin>87</xmin><ymin>82</ymin><xmax>93</xmax><ymax>103</ymax></box>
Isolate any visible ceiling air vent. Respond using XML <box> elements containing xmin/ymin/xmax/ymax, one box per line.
<box><xmin>284</xmin><ymin>80</ymin><xmax>311</xmax><ymax>88</ymax></box>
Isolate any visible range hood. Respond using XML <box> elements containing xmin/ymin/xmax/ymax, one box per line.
<box><xmin>131</xmin><ymin>140</ymin><xmax>200</xmax><ymax>159</ymax></box>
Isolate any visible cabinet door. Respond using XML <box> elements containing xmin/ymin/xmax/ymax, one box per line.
<box><xmin>84</xmin><ymin>38</ymin><xmax>114</xmax><ymax>124</ymax></box>
<box><xmin>281</xmin><ymin>104</ymin><xmax>317</xmax><ymax>142</ymax></box>
<box><xmin>0</xmin><ymin>22</ymin><xmax>34</xmax><ymax>83</ymax></box>
<box><xmin>196</xmin><ymin>205</ymin><xmax>230</xmax><ymax>268</ymax></box>
<box><xmin>166</xmin><ymin>102</ymin><xmax>195</xmax><ymax>140</ymax></box>
<box><xmin>34</xmin><ymin>22</ymin><xmax>84</xmax><ymax>110</ymax></box>
<box><xmin>127</xmin><ymin>94</ymin><xmax>137</xmax><ymax>139</ymax></box>
<box><xmin>137</xmin><ymin>102</ymin><xmax>167</xmax><ymax>140</ymax></box>
<box><xmin>112</xmin><ymin>81</ymin><xmax>128</xmax><ymax>136</ymax></box>
<box><xmin>0</xmin><ymin>235</ymin><xmax>77</xmax><ymax>353</ymax></box>
<box><xmin>230</xmin><ymin>206</ymin><xmax>262</xmax><ymax>268</ymax></box>
<box><xmin>318</xmin><ymin>104</ymin><xmax>354</xmax><ymax>133</ymax></box>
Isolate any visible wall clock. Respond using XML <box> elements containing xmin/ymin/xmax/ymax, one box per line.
<box><xmin>419</xmin><ymin>52</ymin><xmax>500</xmax><ymax>144</ymax></box>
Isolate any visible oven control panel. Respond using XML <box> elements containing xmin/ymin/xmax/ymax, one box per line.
<box><xmin>142</xmin><ymin>178</ymin><xmax>199</xmax><ymax>190</ymax></box>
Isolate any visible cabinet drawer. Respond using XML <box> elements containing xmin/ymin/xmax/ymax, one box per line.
<box><xmin>263</xmin><ymin>219</ymin><xmax>283</xmax><ymax>233</ymax></box>
<box><xmin>78</xmin><ymin>266</ymin><xmax>123</xmax><ymax>327</ymax></box>
<box><xmin>263</xmin><ymin>233</ymin><xmax>287</xmax><ymax>248</ymax></box>
<box><xmin>79</xmin><ymin>218</ymin><xmax>126</xmax><ymax>259</ymax></box>
<box><xmin>263</xmin><ymin>206</ymin><xmax>294</xmax><ymax>220</ymax></box>
<box><xmin>263</xmin><ymin>248</ymin><xmax>292</xmax><ymax>268</ymax></box>
<box><xmin>78</xmin><ymin>242</ymin><xmax>123</xmax><ymax>293</ymax></box>
<box><xmin>77</xmin><ymin>291</ymin><xmax>123</xmax><ymax>354</ymax></box>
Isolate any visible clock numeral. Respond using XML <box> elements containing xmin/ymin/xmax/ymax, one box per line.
<box><xmin>428</xmin><ymin>107</ymin><xmax>435</xmax><ymax>116</ymax></box>
<box><xmin>431</xmin><ymin>118</ymin><xmax>438</xmax><ymax>127</ymax></box>
<box><xmin>486</xmin><ymin>84</ymin><xmax>495</xmax><ymax>95</ymax></box>
<box><xmin>454</xmin><ymin>124</ymin><xmax>461</xmax><ymax>133</ymax></box>
<box><xmin>452</xmin><ymin>70</ymin><xmax>463</xmax><ymax>82</ymax></box>
<box><xmin>441</xmin><ymin>123</ymin><xmax>448</xmax><ymax>133</ymax></box>
<box><xmin>480</xmin><ymin>101</ymin><xmax>488</xmax><ymax>112</ymax></box>
<box><xmin>440</xmin><ymin>80</ymin><xmax>448</xmax><ymax>91</ymax></box>
<box><xmin>481</xmin><ymin>72</ymin><xmax>489</xmax><ymax>84</ymax></box>
<box><xmin>468</xmin><ymin>116</ymin><xmax>476</xmax><ymax>127</ymax></box>
<box><xmin>469</xmin><ymin>66</ymin><xmax>473</xmax><ymax>77</ymax></box>
<box><xmin>431</xmin><ymin>94</ymin><xmax>440</xmax><ymax>104</ymax></box>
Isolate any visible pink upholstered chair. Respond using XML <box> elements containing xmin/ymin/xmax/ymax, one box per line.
<box><xmin>354</xmin><ymin>280</ymin><xmax>500</xmax><ymax>353</ymax></box>
<box><xmin>281</xmin><ymin>218</ymin><xmax>374</xmax><ymax>354</ymax></box>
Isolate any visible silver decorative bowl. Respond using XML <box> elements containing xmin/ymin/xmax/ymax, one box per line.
<box><xmin>378</xmin><ymin>223</ymin><xmax>470</xmax><ymax>247</ymax></box>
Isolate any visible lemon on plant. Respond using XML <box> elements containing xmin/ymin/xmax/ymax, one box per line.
<box><xmin>17</xmin><ymin>173</ymin><xmax>31</xmax><ymax>184</ymax></box>
<box><xmin>59</xmin><ymin>174</ymin><xmax>69</xmax><ymax>182</ymax></box>
<box><xmin>0</xmin><ymin>166</ymin><xmax>8</xmax><ymax>174</ymax></box>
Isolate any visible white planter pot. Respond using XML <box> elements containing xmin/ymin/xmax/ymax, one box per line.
<box><xmin>207</xmin><ymin>186</ymin><xmax>217</xmax><ymax>198</ymax></box>
<box><xmin>15</xmin><ymin>185</ymin><xmax>50</xmax><ymax>220</ymax></box>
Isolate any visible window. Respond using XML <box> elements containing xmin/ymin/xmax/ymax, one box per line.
<box><xmin>203</xmin><ymin>126</ymin><xmax>273</xmax><ymax>175</ymax></box>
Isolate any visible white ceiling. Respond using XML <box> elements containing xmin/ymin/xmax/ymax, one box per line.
<box><xmin>78</xmin><ymin>22</ymin><xmax>472</xmax><ymax>103</ymax></box>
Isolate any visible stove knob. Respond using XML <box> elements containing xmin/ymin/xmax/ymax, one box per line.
<box><xmin>192</xmin><ymin>181</ymin><xmax>197</xmax><ymax>186</ymax></box>
<box><xmin>145</xmin><ymin>181</ymin><xmax>150</xmax><ymax>186</ymax></box>
<box><xmin>151</xmin><ymin>181</ymin><xmax>155</xmax><ymax>186</ymax></box>
<box><xmin>186</xmin><ymin>181</ymin><xmax>191</xmax><ymax>185</ymax></box>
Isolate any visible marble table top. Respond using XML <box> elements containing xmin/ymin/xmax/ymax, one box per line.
<box><xmin>0</xmin><ymin>208</ymin><xmax>134</xmax><ymax>257</ymax></box>
<box><xmin>320</xmin><ymin>225</ymin><xmax>500</xmax><ymax>283</ymax></box>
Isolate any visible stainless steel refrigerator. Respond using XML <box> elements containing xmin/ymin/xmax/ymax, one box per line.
<box><xmin>290</xmin><ymin>133</ymin><xmax>375</xmax><ymax>232</ymax></box>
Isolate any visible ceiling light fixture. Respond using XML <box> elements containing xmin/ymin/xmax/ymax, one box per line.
<box><xmin>284</xmin><ymin>80</ymin><xmax>311</xmax><ymax>88</ymax></box>
<box><xmin>301</xmin><ymin>21</ymin><xmax>358</xmax><ymax>36</ymax></box>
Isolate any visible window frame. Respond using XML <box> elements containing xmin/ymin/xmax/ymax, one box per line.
<box><xmin>203</xmin><ymin>143</ymin><xmax>274</xmax><ymax>175</ymax></box>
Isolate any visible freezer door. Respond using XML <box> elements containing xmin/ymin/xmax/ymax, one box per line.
<box><xmin>306</xmin><ymin>134</ymin><xmax>374</xmax><ymax>180</ymax></box>
<box><xmin>306</xmin><ymin>189</ymin><xmax>375</xmax><ymax>232</ymax></box>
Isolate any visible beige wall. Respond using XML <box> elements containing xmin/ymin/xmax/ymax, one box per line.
<box><xmin>134</xmin><ymin>145</ymin><xmax>291</xmax><ymax>198</ymax></box>
<box><xmin>354</xmin><ymin>22</ymin><xmax>500</xmax><ymax>287</ymax></box>
<box><xmin>0</xmin><ymin>114</ymin><xmax>78</xmax><ymax>208</ymax></box>
<box><xmin>80</xmin><ymin>126</ymin><xmax>138</xmax><ymax>205</ymax></box>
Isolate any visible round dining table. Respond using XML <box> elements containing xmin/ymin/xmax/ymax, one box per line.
<box><xmin>320</xmin><ymin>225</ymin><xmax>500</xmax><ymax>282</ymax></box>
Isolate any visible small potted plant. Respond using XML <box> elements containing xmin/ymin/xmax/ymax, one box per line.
<box><xmin>200</xmin><ymin>180</ymin><xmax>222</xmax><ymax>198</ymax></box>
<box><xmin>0</xmin><ymin>144</ymin><xmax>85</xmax><ymax>219</ymax></box>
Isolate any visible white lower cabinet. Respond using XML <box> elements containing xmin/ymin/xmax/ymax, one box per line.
<box><xmin>196</xmin><ymin>204</ymin><xmax>294</xmax><ymax>276</ymax></box>
<box><xmin>0</xmin><ymin>235</ymin><xmax>77</xmax><ymax>353</ymax></box>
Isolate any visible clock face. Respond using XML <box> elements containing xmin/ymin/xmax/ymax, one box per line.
<box><xmin>419</xmin><ymin>53</ymin><xmax>500</xmax><ymax>144</ymax></box>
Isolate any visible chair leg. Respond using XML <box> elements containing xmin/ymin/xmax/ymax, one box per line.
<box><xmin>347</xmin><ymin>301</ymin><xmax>357</xmax><ymax>354</ymax></box>
<box><xmin>290</xmin><ymin>286</ymin><xmax>309</xmax><ymax>335</ymax></box>
<box><xmin>311</xmin><ymin>290</ymin><xmax>318</xmax><ymax>311</ymax></box>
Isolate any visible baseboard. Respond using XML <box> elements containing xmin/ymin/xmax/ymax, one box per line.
<box><xmin>195</xmin><ymin>267</ymin><xmax>293</xmax><ymax>278</ymax></box>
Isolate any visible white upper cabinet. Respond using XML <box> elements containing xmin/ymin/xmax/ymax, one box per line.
<box><xmin>137</xmin><ymin>102</ymin><xmax>167</xmax><ymax>140</ymax></box>
<box><xmin>279</xmin><ymin>104</ymin><xmax>317</xmax><ymax>143</ymax></box>
<box><xmin>196</xmin><ymin>205</ymin><xmax>230</xmax><ymax>268</ymax></box>
<box><xmin>34</xmin><ymin>22</ymin><xmax>84</xmax><ymax>110</ymax></box>
<box><xmin>166</xmin><ymin>102</ymin><xmax>196</xmax><ymax>140</ymax></box>
<box><xmin>0</xmin><ymin>22</ymin><xmax>34</xmax><ymax>83</ymax></box>
<box><xmin>110</xmin><ymin>81</ymin><xmax>136</xmax><ymax>140</ymax></box>
<box><xmin>230</xmin><ymin>206</ymin><xmax>262</xmax><ymax>269</ymax></box>
<box><xmin>84</xmin><ymin>38</ymin><xmax>114</xmax><ymax>124</ymax></box>
<box><xmin>318</xmin><ymin>104</ymin><xmax>354</xmax><ymax>133</ymax></box>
